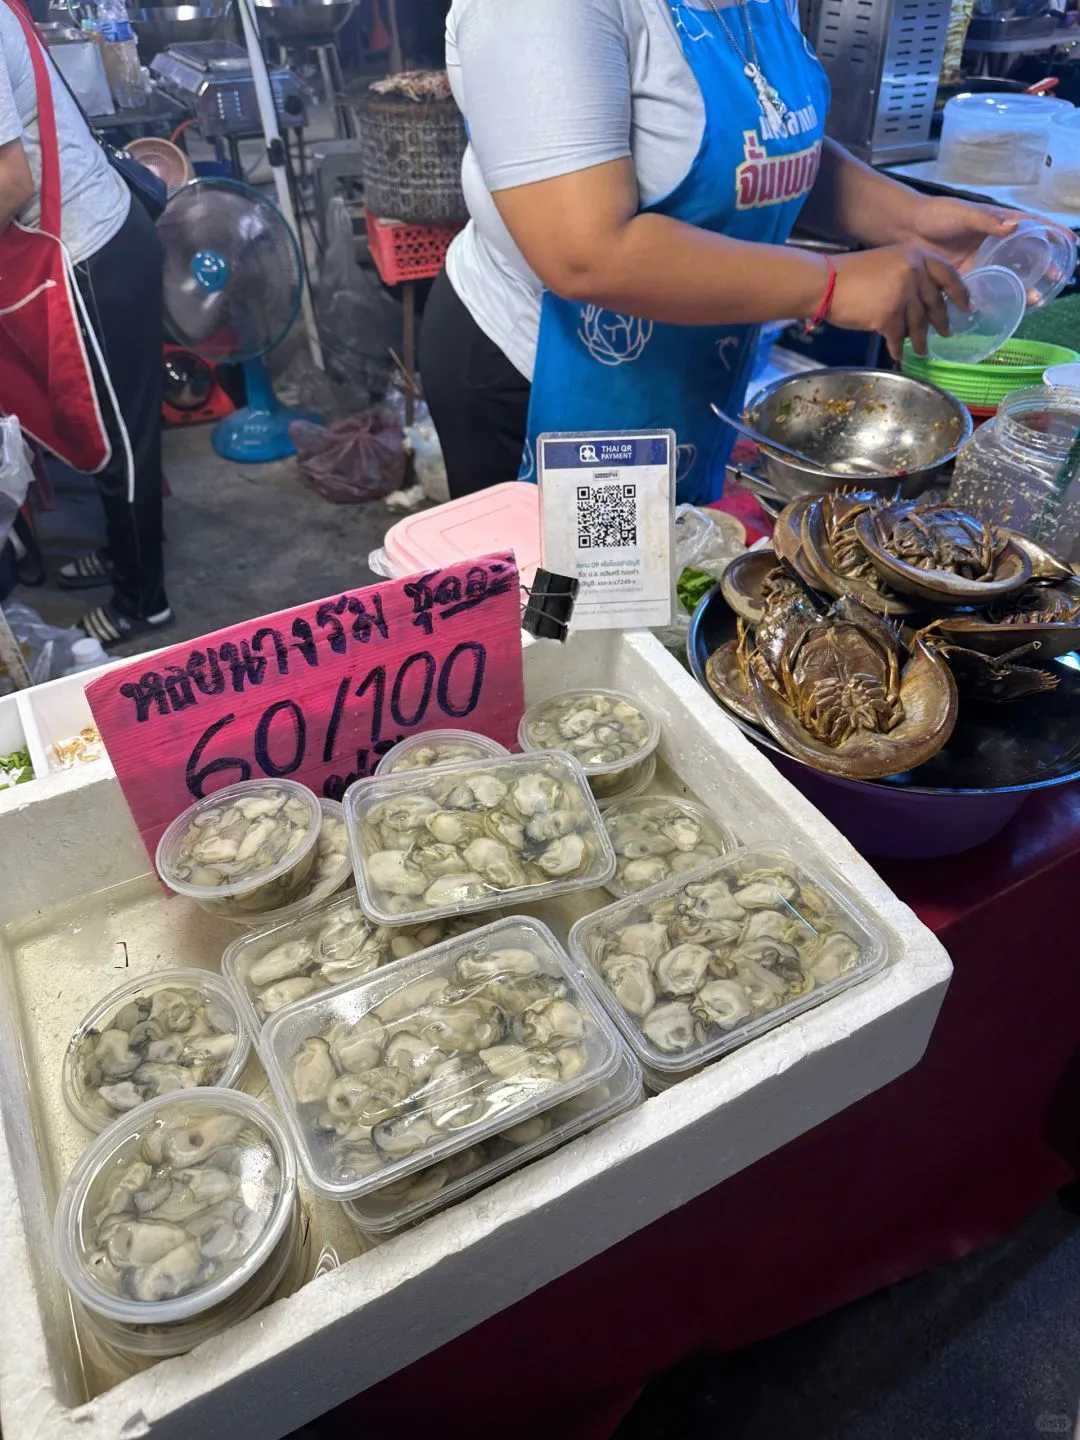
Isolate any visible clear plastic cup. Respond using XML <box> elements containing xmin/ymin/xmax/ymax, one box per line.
<box><xmin>53</xmin><ymin>1089</ymin><xmax>297</xmax><ymax>1330</ymax></box>
<box><xmin>601</xmin><ymin>795</ymin><xmax>737</xmax><ymax>898</ymax></box>
<box><xmin>62</xmin><ymin>968</ymin><xmax>251</xmax><ymax>1133</ymax></box>
<box><xmin>375</xmin><ymin>730</ymin><xmax>509</xmax><ymax>777</ymax></box>
<box><xmin>343</xmin><ymin>751</ymin><xmax>616</xmax><ymax>926</ymax></box>
<box><xmin>343</xmin><ymin>1051</ymin><xmax>643</xmax><ymax>1236</ymax></box>
<box><xmin>927</xmin><ymin>265</ymin><xmax>1027</xmax><ymax>366</ymax></box>
<box><xmin>222</xmin><ymin>798</ymin><xmax>352</xmax><ymax>931</ymax></box>
<box><xmin>568</xmin><ymin>847</ymin><xmax>887</xmax><ymax>1077</ymax></box>
<box><xmin>222</xmin><ymin>893</ymin><xmax>494</xmax><ymax>1039</ymax></box>
<box><xmin>518</xmin><ymin>689</ymin><xmax>662</xmax><ymax>807</ymax></box>
<box><xmin>156</xmin><ymin>779</ymin><xmax>323</xmax><ymax>921</ymax></box>
<box><xmin>971</xmin><ymin>220</ymin><xmax>1077</xmax><ymax>311</ymax></box>
<box><xmin>260</xmin><ymin>915</ymin><xmax>627</xmax><ymax>1202</ymax></box>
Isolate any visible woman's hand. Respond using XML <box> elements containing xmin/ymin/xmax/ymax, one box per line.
<box><xmin>831</xmin><ymin>244</ymin><xmax>970</xmax><ymax>361</ymax></box>
<box><xmin>905</xmin><ymin>196</ymin><xmax>1017</xmax><ymax>271</ymax></box>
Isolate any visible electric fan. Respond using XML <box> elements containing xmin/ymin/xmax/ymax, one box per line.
<box><xmin>158</xmin><ymin>177</ymin><xmax>318</xmax><ymax>462</ymax></box>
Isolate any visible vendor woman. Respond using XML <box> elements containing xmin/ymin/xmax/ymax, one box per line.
<box><xmin>421</xmin><ymin>0</ymin><xmax>1014</xmax><ymax>502</ymax></box>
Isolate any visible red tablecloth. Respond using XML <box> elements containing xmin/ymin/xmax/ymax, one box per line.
<box><xmin>323</xmin><ymin>782</ymin><xmax>1080</xmax><ymax>1440</ymax></box>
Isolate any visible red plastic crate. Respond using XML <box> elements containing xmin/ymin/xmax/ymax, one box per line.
<box><xmin>365</xmin><ymin>212</ymin><xmax>464</xmax><ymax>285</ymax></box>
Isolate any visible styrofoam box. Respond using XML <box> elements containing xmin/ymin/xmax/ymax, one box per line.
<box><xmin>0</xmin><ymin>631</ymin><xmax>952</xmax><ymax>1440</ymax></box>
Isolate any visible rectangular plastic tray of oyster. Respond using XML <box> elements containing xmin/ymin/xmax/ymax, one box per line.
<box><xmin>569</xmin><ymin>847</ymin><xmax>886</xmax><ymax>1075</ymax></box>
<box><xmin>343</xmin><ymin>1051</ymin><xmax>642</xmax><ymax>1236</ymax></box>
<box><xmin>343</xmin><ymin>752</ymin><xmax>616</xmax><ymax>926</ymax></box>
<box><xmin>260</xmin><ymin>916</ymin><xmax>627</xmax><ymax>1201</ymax></box>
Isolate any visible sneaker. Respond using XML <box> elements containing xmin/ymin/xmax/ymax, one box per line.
<box><xmin>59</xmin><ymin>549</ymin><xmax>115</xmax><ymax>590</ymax></box>
<box><xmin>80</xmin><ymin>602</ymin><xmax>174</xmax><ymax>649</ymax></box>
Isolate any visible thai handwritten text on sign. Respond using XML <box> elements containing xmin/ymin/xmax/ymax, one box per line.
<box><xmin>87</xmin><ymin>553</ymin><xmax>524</xmax><ymax>861</ymax></box>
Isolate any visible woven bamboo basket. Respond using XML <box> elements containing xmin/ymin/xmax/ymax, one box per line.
<box><xmin>357</xmin><ymin>93</ymin><xmax>468</xmax><ymax>226</ymax></box>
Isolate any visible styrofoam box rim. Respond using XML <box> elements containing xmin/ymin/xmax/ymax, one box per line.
<box><xmin>0</xmin><ymin>630</ymin><xmax>953</xmax><ymax>1440</ymax></box>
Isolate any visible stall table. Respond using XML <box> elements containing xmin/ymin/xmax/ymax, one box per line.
<box><xmin>325</xmin><ymin>774</ymin><xmax>1080</xmax><ymax>1439</ymax></box>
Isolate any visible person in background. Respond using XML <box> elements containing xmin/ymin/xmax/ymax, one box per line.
<box><xmin>0</xmin><ymin>3</ymin><xmax>172</xmax><ymax>646</ymax></box>
<box><xmin>421</xmin><ymin>0</ymin><xmax>1016</xmax><ymax>503</ymax></box>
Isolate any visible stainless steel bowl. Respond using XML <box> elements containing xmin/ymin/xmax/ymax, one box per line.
<box><xmin>253</xmin><ymin>0</ymin><xmax>355</xmax><ymax>42</ymax></box>
<box><xmin>743</xmin><ymin>368</ymin><xmax>973</xmax><ymax>500</ymax></box>
<box><xmin>133</xmin><ymin>4</ymin><xmax>234</xmax><ymax>60</ymax></box>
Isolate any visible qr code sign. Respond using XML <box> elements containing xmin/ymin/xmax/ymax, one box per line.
<box><xmin>577</xmin><ymin>484</ymin><xmax>638</xmax><ymax>549</ymax></box>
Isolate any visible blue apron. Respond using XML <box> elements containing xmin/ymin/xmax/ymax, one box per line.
<box><xmin>520</xmin><ymin>0</ymin><xmax>830</xmax><ymax>503</ymax></box>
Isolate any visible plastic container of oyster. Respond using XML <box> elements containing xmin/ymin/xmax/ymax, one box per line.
<box><xmin>344</xmin><ymin>1050</ymin><xmax>644</xmax><ymax>1236</ymax></box>
<box><xmin>568</xmin><ymin>848</ymin><xmax>887</xmax><ymax>1077</ymax></box>
<box><xmin>224</xmin><ymin>799</ymin><xmax>352</xmax><ymax>932</ymax></box>
<box><xmin>260</xmin><ymin>915</ymin><xmax>627</xmax><ymax>1201</ymax></box>
<box><xmin>518</xmin><ymin>688</ymin><xmax>661</xmax><ymax>779</ymax></box>
<box><xmin>374</xmin><ymin>729</ymin><xmax>509</xmax><ymax>777</ymax></box>
<box><xmin>343</xmin><ymin>750</ymin><xmax>617</xmax><ymax>927</ymax></box>
<box><xmin>0</xmin><ymin>628</ymin><xmax>952</xmax><ymax>1440</ymax></box>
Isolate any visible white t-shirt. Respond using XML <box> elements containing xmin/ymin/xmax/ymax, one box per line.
<box><xmin>0</xmin><ymin>8</ymin><xmax>129</xmax><ymax>263</ymax></box>
<box><xmin>446</xmin><ymin>0</ymin><xmax>795</xmax><ymax>382</ymax></box>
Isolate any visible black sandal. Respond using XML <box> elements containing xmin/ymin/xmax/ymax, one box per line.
<box><xmin>80</xmin><ymin>602</ymin><xmax>175</xmax><ymax>649</ymax></box>
<box><xmin>59</xmin><ymin>549</ymin><xmax>115</xmax><ymax>591</ymax></box>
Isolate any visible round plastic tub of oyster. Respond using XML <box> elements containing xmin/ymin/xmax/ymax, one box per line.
<box><xmin>602</xmin><ymin>795</ymin><xmax>737</xmax><ymax>898</ymax></box>
<box><xmin>222</xmin><ymin>893</ymin><xmax>495</xmax><ymax>1039</ymax></box>
<box><xmin>53</xmin><ymin>1089</ymin><xmax>298</xmax><ymax>1329</ymax></box>
<box><xmin>343</xmin><ymin>751</ymin><xmax>616</xmax><ymax>926</ymax></box>
<box><xmin>260</xmin><ymin>915</ymin><xmax>626</xmax><ymax>1201</ymax></box>
<box><xmin>223</xmin><ymin>799</ymin><xmax>352</xmax><ymax>931</ymax></box>
<box><xmin>62</xmin><ymin>969</ymin><xmax>251</xmax><ymax>1133</ymax></box>
<box><xmin>344</xmin><ymin>1051</ymin><xmax>642</xmax><ymax>1236</ymax></box>
<box><xmin>568</xmin><ymin>847</ymin><xmax>886</xmax><ymax>1076</ymax></box>
<box><xmin>518</xmin><ymin>689</ymin><xmax>661</xmax><ymax>806</ymax></box>
<box><xmin>375</xmin><ymin>729</ymin><xmax>509</xmax><ymax>777</ymax></box>
<box><xmin>156</xmin><ymin>780</ymin><xmax>323</xmax><ymax>920</ymax></box>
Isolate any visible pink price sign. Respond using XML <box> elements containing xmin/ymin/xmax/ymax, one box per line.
<box><xmin>87</xmin><ymin>553</ymin><xmax>524</xmax><ymax>862</ymax></box>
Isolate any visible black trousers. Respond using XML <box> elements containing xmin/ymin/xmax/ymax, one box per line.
<box><xmin>74</xmin><ymin>200</ymin><xmax>167</xmax><ymax>617</ymax></box>
<box><xmin>420</xmin><ymin>268</ymin><xmax>531</xmax><ymax>499</ymax></box>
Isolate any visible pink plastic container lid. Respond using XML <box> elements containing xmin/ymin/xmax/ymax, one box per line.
<box><xmin>383</xmin><ymin>482</ymin><xmax>541</xmax><ymax>584</ymax></box>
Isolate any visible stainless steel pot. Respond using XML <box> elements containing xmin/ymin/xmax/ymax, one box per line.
<box><xmin>742</xmin><ymin>367</ymin><xmax>973</xmax><ymax>500</ymax></box>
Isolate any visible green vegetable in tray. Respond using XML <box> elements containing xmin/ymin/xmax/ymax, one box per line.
<box><xmin>676</xmin><ymin>567</ymin><xmax>717</xmax><ymax>616</ymax></box>
<box><xmin>0</xmin><ymin>747</ymin><xmax>33</xmax><ymax>789</ymax></box>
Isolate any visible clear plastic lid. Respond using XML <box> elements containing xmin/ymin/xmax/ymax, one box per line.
<box><xmin>53</xmin><ymin>1089</ymin><xmax>297</xmax><ymax>1326</ymax></box>
<box><xmin>927</xmin><ymin>265</ymin><xmax>1027</xmax><ymax>366</ymax></box>
<box><xmin>223</xmin><ymin>799</ymin><xmax>352</xmax><ymax>931</ymax></box>
<box><xmin>943</xmin><ymin>92</ymin><xmax>1068</xmax><ymax>131</ymax></box>
<box><xmin>518</xmin><ymin>689</ymin><xmax>661</xmax><ymax>777</ymax></box>
<box><xmin>222</xmin><ymin>893</ymin><xmax>495</xmax><ymax>1038</ymax></box>
<box><xmin>62</xmin><ymin>968</ymin><xmax>251</xmax><ymax>1133</ymax></box>
<box><xmin>568</xmin><ymin>847</ymin><xmax>887</xmax><ymax>1076</ymax></box>
<box><xmin>156</xmin><ymin>780</ymin><xmax>323</xmax><ymax>918</ymax></box>
<box><xmin>343</xmin><ymin>1051</ymin><xmax>643</xmax><ymax>1235</ymax></box>
<box><xmin>971</xmin><ymin>220</ymin><xmax>1077</xmax><ymax>311</ymax></box>
<box><xmin>343</xmin><ymin>751</ymin><xmax>616</xmax><ymax>927</ymax></box>
<box><xmin>259</xmin><ymin>915</ymin><xmax>627</xmax><ymax>1201</ymax></box>
<box><xmin>601</xmin><ymin>795</ymin><xmax>737</xmax><ymax>898</ymax></box>
<box><xmin>375</xmin><ymin>730</ymin><xmax>509</xmax><ymax>778</ymax></box>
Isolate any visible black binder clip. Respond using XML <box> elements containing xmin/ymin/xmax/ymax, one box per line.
<box><xmin>522</xmin><ymin>569</ymin><xmax>579</xmax><ymax>643</ymax></box>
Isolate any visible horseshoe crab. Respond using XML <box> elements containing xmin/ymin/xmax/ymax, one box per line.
<box><xmin>798</xmin><ymin>493</ymin><xmax>917</xmax><ymax>617</ymax></box>
<box><xmin>854</xmin><ymin>501</ymin><xmax>1031</xmax><ymax>606</ymax></box>
<box><xmin>932</xmin><ymin>578</ymin><xmax>1080</xmax><ymax>662</ymax></box>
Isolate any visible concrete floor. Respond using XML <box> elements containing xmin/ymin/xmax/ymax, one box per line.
<box><xmin>20</xmin><ymin>424</ymin><xmax>393</xmax><ymax>656</ymax></box>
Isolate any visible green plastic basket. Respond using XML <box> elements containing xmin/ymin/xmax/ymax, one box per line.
<box><xmin>901</xmin><ymin>339</ymin><xmax>1080</xmax><ymax>408</ymax></box>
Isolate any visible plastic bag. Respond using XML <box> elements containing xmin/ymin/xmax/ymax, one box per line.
<box><xmin>290</xmin><ymin>408</ymin><xmax>407</xmax><ymax>504</ymax></box>
<box><xmin>316</xmin><ymin>199</ymin><xmax>401</xmax><ymax>404</ymax></box>
<box><xmin>404</xmin><ymin>411</ymin><xmax>449</xmax><ymax>504</ymax></box>
<box><xmin>0</xmin><ymin>601</ymin><xmax>89</xmax><ymax>691</ymax></box>
<box><xmin>0</xmin><ymin>416</ymin><xmax>33</xmax><ymax>552</ymax></box>
<box><xmin>652</xmin><ymin>505</ymin><xmax>748</xmax><ymax>655</ymax></box>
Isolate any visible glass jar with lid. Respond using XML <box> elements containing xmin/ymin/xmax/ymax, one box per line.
<box><xmin>949</xmin><ymin>386</ymin><xmax>1080</xmax><ymax>563</ymax></box>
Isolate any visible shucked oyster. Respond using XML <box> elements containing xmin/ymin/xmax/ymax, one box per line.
<box><xmin>351</xmin><ymin>755</ymin><xmax>612</xmax><ymax>920</ymax></box>
<box><xmin>602</xmin><ymin>796</ymin><xmax>735</xmax><ymax>897</ymax></box>
<box><xmin>67</xmin><ymin>1094</ymin><xmax>291</xmax><ymax>1312</ymax></box>
<box><xmin>378</xmin><ymin>731</ymin><xmax>508</xmax><ymax>775</ymax></box>
<box><xmin>159</xmin><ymin>781</ymin><xmax>321</xmax><ymax>918</ymax></box>
<box><xmin>519</xmin><ymin>689</ymin><xmax>659</xmax><ymax>804</ymax></box>
<box><xmin>574</xmin><ymin>851</ymin><xmax>878</xmax><ymax>1066</ymax></box>
<box><xmin>64</xmin><ymin>972</ymin><xmax>247</xmax><ymax>1132</ymax></box>
<box><xmin>268</xmin><ymin>919</ymin><xmax>610</xmax><ymax>1192</ymax></box>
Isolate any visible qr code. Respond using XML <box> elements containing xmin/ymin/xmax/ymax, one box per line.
<box><xmin>577</xmin><ymin>484</ymin><xmax>638</xmax><ymax>549</ymax></box>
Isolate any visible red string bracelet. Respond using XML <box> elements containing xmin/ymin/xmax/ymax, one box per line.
<box><xmin>803</xmin><ymin>258</ymin><xmax>837</xmax><ymax>336</ymax></box>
